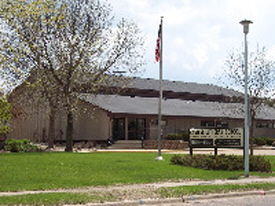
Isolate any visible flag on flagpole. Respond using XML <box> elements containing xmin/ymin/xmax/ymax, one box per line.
<box><xmin>156</xmin><ymin>17</ymin><xmax>163</xmax><ymax>161</ymax></box>
<box><xmin>155</xmin><ymin>24</ymin><xmax>161</xmax><ymax>62</ymax></box>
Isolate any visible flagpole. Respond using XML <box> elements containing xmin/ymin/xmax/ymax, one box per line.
<box><xmin>156</xmin><ymin>16</ymin><xmax>163</xmax><ymax>161</ymax></box>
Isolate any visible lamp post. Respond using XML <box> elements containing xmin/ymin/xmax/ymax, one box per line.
<box><xmin>240</xmin><ymin>19</ymin><xmax>253</xmax><ymax>177</ymax></box>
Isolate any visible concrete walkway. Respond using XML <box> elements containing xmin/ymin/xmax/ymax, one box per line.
<box><xmin>93</xmin><ymin>146</ymin><xmax>275</xmax><ymax>155</ymax></box>
<box><xmin>44</xmin><ymin>145</ymin><xmax>275</xmax><ymax>156</ymax></box>
<box><xmin>1</xmin><ymin>176</ymin><xmax>275</xmax><ymax>197</ymax></box>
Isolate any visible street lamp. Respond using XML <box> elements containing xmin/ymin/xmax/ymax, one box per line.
<box><xmin>240</xmin><ymin>19</ymin><xmax>253</xmax><ymax>178</ymax></box>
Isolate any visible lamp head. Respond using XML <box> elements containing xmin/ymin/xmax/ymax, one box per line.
<box><xmin>240</xmin><ymin>20</ymin><xmax>253</xmax><ymax>34</ymax></box>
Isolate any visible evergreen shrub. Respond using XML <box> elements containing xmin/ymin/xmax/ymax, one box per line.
<box><xmin>253</xmin><ymin>137</ymin><xmax>267</xmax><ymax>146</ymax></box>
<box><xmin>263</xmin><ymin>137</ymin><xmax>274</xmax><ymax>146</ymax></box>
<box><xmin>4</xmin><ymin>139</ymin><xmax>40</xmax><ymax>152</ymax></box>
<box><xmin>170</xmin><ymin>154</ymin><xmax>271</xmax><ymax>172</ymax></box>
<box><xmin>253</xmin><ymin>137</ymin><xmax>275</xmax><ymax>146</ymax></box>
<box><xmin>165</xmin><ymin>131</ymin><xmax>189</xmax><ymax>141</ymax></box>
<box><xmin>165</xmin><ymin>133</ymin><xmax>183</xmax><ymax>140</ymax></box>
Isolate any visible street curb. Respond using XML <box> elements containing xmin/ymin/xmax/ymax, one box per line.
<box><xmin>86</xmin><ymin>190</ymin><xmax>275</xmax><ymax>206</ymax></box>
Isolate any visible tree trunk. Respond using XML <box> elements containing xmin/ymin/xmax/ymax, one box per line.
<box><xmin>65</xmin><ymin>110</ymin><xmax>73</xmax><ymax>152</ymax></box>
<box><xmin>47</xmin><ymin>108</ymin><xmax>56</xmax><ymax>148</ymax></box>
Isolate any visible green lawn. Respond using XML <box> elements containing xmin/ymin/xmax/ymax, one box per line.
<box><xmin>1</xmin><ymin>152</ymin><xmax>275</xmax><ymax>192</ymax></box>
<box><xmin>0</xmin><ymin>192</ymin><xmax>109</xmax><ymax>206</ymax></box>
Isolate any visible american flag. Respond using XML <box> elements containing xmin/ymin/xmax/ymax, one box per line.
<box><xmin>155</xmin><ymin>24</ymin><xmax>161</xmax><ymax>62</ymax></box>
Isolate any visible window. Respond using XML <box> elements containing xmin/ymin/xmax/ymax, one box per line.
<box><xmin>256</xmin><ymin>122</ymin><xmax>269</xmax><ymax>128</ymax></box>
<box><xmin>151</xmin><ymin>119</ymin><xmax>167</xmax><ymax>126</ymax></box>
<box><xmin>216</xmin><ymin>121</ymin><xmax>228</xmax><ymax>128</ymax></box>
<box><xmin>201</xmin><ymin>120</ymin><xmax>214</xmax><ymax>127</ymax></box>
<box><xmin>201</xmin><ymin>120</ymin><xmax>228</xmax><ymax>128</ymax></box>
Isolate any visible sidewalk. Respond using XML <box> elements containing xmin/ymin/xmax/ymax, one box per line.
<box><xmin>42</xmin><ymin>144</ymin><xmax>275</xmax><ymax>156</ymax></box>
<box><xmin>2</xmin><ymin>176</ymin><xmax>275</xmax><ymax>197</ymax></box>
<box><xmin>92</xmin><ymin>146</ymin><xmax>275</xmax><ymax>156</ymax></box>
<box><xmin>76</xmin><ymin>176</ymin><xmax>275</xmax><ymax>206</ymax></box>
<box><xmin>2</xmin><ymin>176</ymin><xmax>275</xmax><ymax>206</ymax></box>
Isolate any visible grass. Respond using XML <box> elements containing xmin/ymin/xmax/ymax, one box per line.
<box><xmin>1</xmin><ymin>152</ymin><xmax>275</xmax><ymax>192</ymax></box>
<box><xmin>158</xmin><ymin>183</ymin><xmax>275</xmax><ymax>197</ymax></box>
<box><xmin>0</xmin><ymin>192</ymin><xmax>111</xmax><ymax>206</ymax></box>
<box><xmin>1</xmin><ymin>152</ymin><xmax>275</xmax><ymax>205</ymax></box>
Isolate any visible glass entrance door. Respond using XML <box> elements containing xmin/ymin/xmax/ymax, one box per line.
<box><xmin>112</xmin><ymin>118</ymin><xmax>125</xmax><ymax>141</ymax></box>
<box><xmin>128</xmin><ymin>118</ymin><xmax>146</xmax><ymax>140</ymax></box>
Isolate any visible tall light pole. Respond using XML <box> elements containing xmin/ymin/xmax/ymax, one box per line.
<box><xmin>240</xmin><ymin>19</ymin><xmax>253</xmax><ymax>177</ymax></box>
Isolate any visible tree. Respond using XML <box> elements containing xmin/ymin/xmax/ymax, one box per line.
<box><xmin>220</xmin><ymin>47</ymin><xmax>275</xmax><ymax>154</ymax></box>
<box><xmin>0</xmin><ymin>0</ymin><xmax>145</xmax><ymax>151</ymax></box>
<box><xmin>0</xmin><ymin>95</ymin><xmax>12</xmax><ymax>138</ymax></box>
<box><xmin>0</xmin><ymin>0</ymin><xmax>65</xmax><ymax>147</ymax></box>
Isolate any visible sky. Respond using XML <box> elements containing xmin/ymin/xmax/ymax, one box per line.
<box><xmin>112</xmin><ymin>0</ymin><xmax>275</xmax><ymax>86</ymax></box>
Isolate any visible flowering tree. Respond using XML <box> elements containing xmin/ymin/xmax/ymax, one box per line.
<box><xmin>0</xmin><ymin>0</ymin><xmax>145</xmax><ymax>151</ymax></box>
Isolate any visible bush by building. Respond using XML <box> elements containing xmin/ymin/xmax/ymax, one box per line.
<box><xmin>170</xmin><ymin>154</ymin><xmax>271</xmax><ymax>172</ymax></box>
<box><xmin>165</xmin><ymin>131</ymin><xmax>189</xmax><ymax>141</ymax></box>
<box><xmin>253</xmin><ymin>137</ymin><xmax>275</xmax><ymax>146</ymax></box>
<box><xmin>4</xmin><ymin>139</ymin><xmax>41</xmax><ymax>152</ymax></box>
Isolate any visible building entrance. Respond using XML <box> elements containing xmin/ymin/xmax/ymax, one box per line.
<box><xmin>112</xmin><ymin>118</ymin><xmax>146</xmax><ymax>141</ymax></box>
<box><xmin>112</xmin><ymin>118</ymin><xmax>125</xmax><ymax>141</ymax></box>
<box><xmin>128</xmin><ymin>118</ymin><xmax>146</xmax><ymax>140</ymax></box>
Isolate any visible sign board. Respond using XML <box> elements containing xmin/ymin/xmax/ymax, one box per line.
<box><xmin>189</xmin><ymin>128</ymin><xmax>243</xmax><ymax>147</ymax></box>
